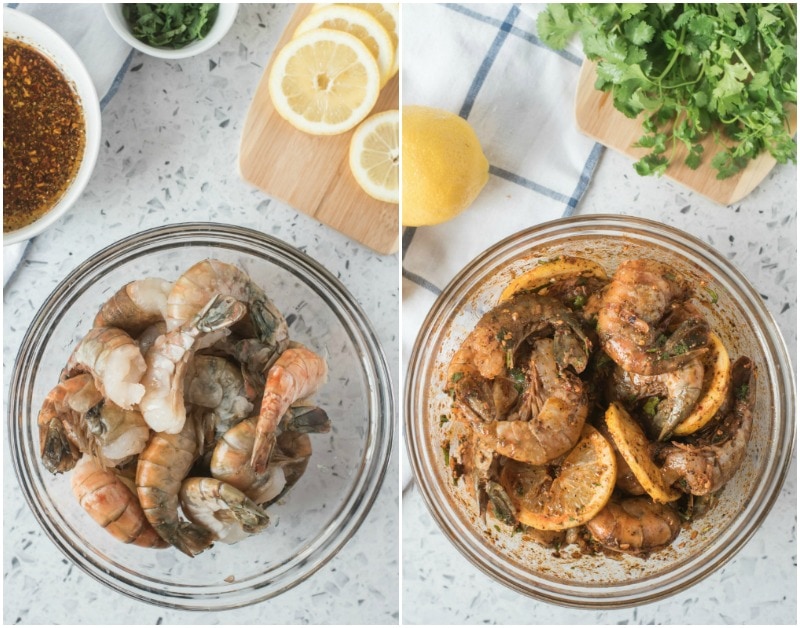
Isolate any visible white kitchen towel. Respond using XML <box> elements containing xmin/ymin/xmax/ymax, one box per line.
<box><xmin>401</xmin><ymin>3</ymin><xmax>603</xmax><ymax>489</ymax></box>
<box><xmin>3</xmin><ymin>3</ymin><xmax>133</xmax><ymax>285</ymax></box>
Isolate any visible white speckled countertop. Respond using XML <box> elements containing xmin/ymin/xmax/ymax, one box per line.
<box><xmin>400</xmin><ymin>3</ymin><xmax>797</xmax><ymax>625</ymax></box>
<box><xmin>3</xmin><ymin>4</ymin><xmax>398</xmax><ymax>624</ymax></box>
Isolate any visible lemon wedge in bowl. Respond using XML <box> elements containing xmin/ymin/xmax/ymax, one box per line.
<box><xmin>268</xmin><ymin>28</ymin><xmax>381</xmax><ymax>136</ymax></box>
<box><xmin>349</xmin><ymin>109</ymin><xmax>399</xmax><ymax>203</ymax></box>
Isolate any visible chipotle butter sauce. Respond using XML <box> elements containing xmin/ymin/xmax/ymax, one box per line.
<box><xmin>3</xmin><ymin>37</ymin><xmax>86</xmax><ymax>232</ymax></box>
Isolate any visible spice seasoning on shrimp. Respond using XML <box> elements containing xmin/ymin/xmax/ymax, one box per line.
<box><xmin>3</xmin><ymin>38</ymin><xmax>86</xmax><ymax>232</ymax></box>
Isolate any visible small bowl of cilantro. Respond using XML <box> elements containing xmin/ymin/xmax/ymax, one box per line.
<box><xmin>103</xmin><ymin>3</ymin><xmax>238</xmax><ymax>59</ymax></box>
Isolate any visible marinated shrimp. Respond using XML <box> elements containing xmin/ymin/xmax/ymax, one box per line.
<box><xmin>165</xmin><ymin>258</ymin><xmax>290</xmax><ymax>358</ymax></box>
<box><xmin>444</xmin><ymin>255</ymin><xmax>758</xmax><ymax>559</ymax></box>
<box><xmin>656</xmin><ymin>357</ymin><xmax>755</xmax><ymax>496</ymax></box>
<box><xmin>251</xmin><ymin>344</ymin><xmax>328</xmax><ymax>473</ymax></box>
<box><xmin>608</xmin><ymin>357</ymin><xmax>705</xmax><ymax>441</ymax></box>
<box><xmin>596</xmin><ymin>259</ymin><xmax>709</xmax><ymax>376</ymax></box>
<box><xmin>585</xmin><ymin>497</ymin><xmax>682</xmax><ymax>555</ymax></box>
<box><xmin>179</xmin><ymin>477</ymin><xmax>270</xmax><ymax>544</ymax></box>
<box><xmin>447</xmin><ymin>292</ymin><xmax>591</xmax><ymax>423</ymax></box>
<box><xmin>139</xmin><ymin>294</ymin><xmax>247</xmax><ymax>434</ymax></box>
<box><xmin>93</xmin><ymin>277</ymin><xmax>172</xmax><ymax>336</ymax></box>
<box><xmin>136</xmin><ymin>413</ymin><xmax>214</xmax><ymax>556</ymax></box>
<box><xmin>63</xmin><ymin>326</ymin><xmax>146</xmax><ymax>410</ymax></box>
<box><xmin>478</xmin><ymin>338</ymin><xmax>588</xmax><ymax>465</ymax></box>
<box><xmin>72</xmin><ymin>455</ymin><xmax>167</xmax><ymax>549</ymax></box>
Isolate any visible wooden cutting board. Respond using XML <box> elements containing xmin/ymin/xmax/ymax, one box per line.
<box><xmin>575</xmin><ymin>61</ymin><xmax>796</xmax><ymax>205</ymax></box>
<box><xmin>239</xmin><ymin>4</ymin><xmax>399</xmax><ymax>255</ymax></box>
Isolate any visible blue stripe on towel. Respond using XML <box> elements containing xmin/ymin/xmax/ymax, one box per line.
<box><xmin>563</xmin><ymin>142</ymin><xmax>605</xmax><ymax>217</ymax></box>
<box><xmin>457</xmin><ymin>4</ymin><xmax>520</xmax><ymax>120</ymax></box>
<box><xmin>403</xmin><ymin>268</ymin><xmax>443</xmax><ymax>296</ymax></box>
<box><xmin>100</xmin><ymin>49</ymin><xmax>135</xmax><ymax>111</ymax></box>
<box><xmin>489</xmin><ymin>165</ymin><xmax>572</xmax><ymax>205</ymax></box>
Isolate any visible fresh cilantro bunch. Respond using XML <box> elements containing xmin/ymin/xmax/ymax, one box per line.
<box><xmin>538</xmin><ymin>3</ymin><xmax>797</xmax><ymax>178</ymax></box>
<box><xmin>123</xmin><ymin>4</ymin><xmax>220</xmax><ymax>49</ymax></box>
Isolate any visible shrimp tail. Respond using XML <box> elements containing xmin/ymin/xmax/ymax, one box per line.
<box><xmin>250</xmin><ymin>430</ymin><xmax>276</xmax><ymax>476</ymax></box>
<box><xmin>41</xmin><ymin>418</ymin><xmax>81</xmax><ymax>474</ymax></box>
<box><xmin>169</xmin><ymin>522</ymin><xmax>215</xmax><ymax>557</ymax></box>
<box><xmin>280</xmin><ymin>405</ymin><xmax>331</xmax><ymax>434</ymax></box>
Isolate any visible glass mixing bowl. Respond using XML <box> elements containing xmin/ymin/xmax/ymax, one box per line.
<box><xmin>8</xmin><ymin>223</ymin><xmax>393</xmax><ymax>610</ymax></box>
<box><xmin>405</xmin><ymin>215</ymin><xmax>794</xmax><ymax>608</ymax></box>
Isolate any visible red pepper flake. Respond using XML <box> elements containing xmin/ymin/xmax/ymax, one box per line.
<box><xmin>3</xmin><ymin>38</ymin><xmax>86</xmax><ymax>232</ymax></box>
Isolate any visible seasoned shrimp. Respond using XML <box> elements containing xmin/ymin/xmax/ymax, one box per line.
<box><xmin>139</xmin><ymin>294</ymin><xmax>247</xmax><ymax>434</ymax></box>
<box><xmin>212</xmin><ymin>406</ymin><xmax>329</xmax><ymax>504</ymax></box>
<box><xmin>478</xmin><ymin>338</ymin><xmax>589</xmax><ymax>465</ymax></box>
<box><xmin>72</xmin><ymin>455</ymin><xmax>167</xmax><ymax>549</ymax></box>
<box><xmin>93</xmin><ymin>277</ymin><xmax>172</xmax><ymax>335</ymax></box>
<box><xmin>136</xmin><ymin>413</ymin><xmax>213</xmax><ymax>556</ymax></box>
<box><xmin>64</xmin><ymin>326</ymin><xmax>146</xmax><ymax>410</ymax></box>
<box><xmin>165</xmin><ymin>259</ymin><xmax>290</xmax><ymax>357</ymax></box>
<box><xmin>185</xmin><ymin>354</ymin><xmax>253</xmax><ymax>439</ymax></box>
<box><xmin>38</xmin><ymin>374</ymin><xmax>104</xmax><ymax>474</ymax></box>
<box><xmin>251</xmin><ymin>344</ymin><xmax>328</xmax><ymax>473</ymax></box>
<box><xmin>597</xmin><ymin>260</ymin><xmax>709</xmax><ymax>375</ymax></box>
<box><xmin>179</xmin><ymin>477</ymin><xmax>270</xmax><ymax>544</ymax></box>
<box><xmin>656</xmin><ymin>357</ymin><xmax>755</xmax><ymax>495</ymax></box>
<box><xmin>608</xmin><ymin>357</ymin><xmax>705</xmax><ymax>441</ymax></box>
<box><xmin>447</xmin><ymin>292</ymin><xmax>591</xmax><ymax>423</ymax></box>
<box><xmin>585</xmin><ymin>496</ymin><xmax>682</xmax><ymax>555</ymax></box>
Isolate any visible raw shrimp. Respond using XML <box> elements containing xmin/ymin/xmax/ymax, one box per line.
<box><xmin>585</xmin><ymin>496</ymin><xmax>682</xmax><ymax>555</ymax></box>
<box><xmin>608</xmin><ymin>357</ymin><xmax>705</xmax><ymax>441</ymax></box>
<box><xmin>656</xmin><ymin>357</ymin><xmax>755</xmax><ymax>495</ymax></box>
<box><xmin>185</xmin><ymin>354</ymin><xmax>253</xmax><ymax>439</ymax></box>
<box><xmin>211</xmin><ymin>406</ymin><xmax>329</xmax><ymax>505</ymax></box>
<box><xmin>72</xmin><ymin>455</ymin><xmax>167</xmax><ymax>549</ymax></box>
<box><xmin>596</xmin><ymin>259</ymin><xmax>709</xmax><ymax>375</ymax></box>
<box><xmin>165</xmin><ymin>259</ymin><xmax>290</xmax><ymax>359</ymax></box>
<box><xmin>251</xmin><ymin>344</ymin><xmax>328</xmax><ymax>473</ymax></box>
<box><xmin>179</xmin><ymin>477</ymin><xmax>270</xmax><ymax>544</ymax></box>
<box><xmin>63</xmin><ymin>326</ymin><xmax>146</xmax><ymax>410</ymax></box>
<box><xmin>135</xmin><ymin>321</ymin><xmax>167</xmax><ymax>357</ymax></box>
<box><xmin>447</xmin><ymin>292</ymin><xmax>591</xmax><ymax>423</ymax></box>
<box><xmin>139</xmin><ymin>294</ymin><xmax>247</xmax><ymax>434</ymax></box>
<box><xmin>83</xmin><ymin>400</ymin><xmax>151</xmax><ymax>466</ymax></box>
<box><xmin>38</xmin><ymin>374</ymin><xmax>104</xmax><ymax>474</ymax></box>
<box><xmin>93</xmin><ymin>277</ymin><xmax>172</xmax><ymax>335</ymax></box>
<box><xmin>478</xmin><ymin>339</ymin><xmax>589</xmax><ymax>465</ymax></box>
<box><xmin>136</xmin><ymin>413</ymin><xmax>213</xmax><ymax>556</ymax></box>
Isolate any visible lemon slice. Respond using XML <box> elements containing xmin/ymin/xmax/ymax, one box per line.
<box><xmin>268</xmin><ymin>28</ymin><xmax>381</xmax><ymax>135</ymax></box>
<box><xmin>295</xmin><ymin>5</ymin><xmax>395</xmax><ymax>88</ymax></box>
<box><xmin>499</xmin><ymin>256</ymin><xmax>609</xmax><ymax>303</ymax></box>
<box><xmin>499</xmin><ymin>424</ymin><xmax>616</xmax><ymax>531</ymax></box>
<box><xmin>672</xmin><ymin>332</ymin><xmax>731</xmax><ymax>436</ymax></box>
<box><xmin>349</xmin><ymin>109</ymin><xmax>399</xmax><ymax>203</ymax></box>
<box><xmin>313</xmin><ymin>2</ymin><xmax>399</xmax><ymax>78</ymax></box>
<box><xmin>604</xmin><ymin>402</ymin><xmax>681</xmax><ymax>503</ymax></box>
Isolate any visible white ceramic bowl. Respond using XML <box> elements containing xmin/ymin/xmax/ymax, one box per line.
<box><xmin>103</xmin><ymin>3</ymin><xmax>239</xmax><ymax>60</ymax></box>
<box><xmin>3</xmin><ymin>8</ymin><xmax>101</xmax><ymax>246</ymax></box>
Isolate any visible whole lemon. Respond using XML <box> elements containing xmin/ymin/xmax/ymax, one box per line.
<box><xmin>402</xmin><ymin>106</ymin><xmax>489</xmax><ymax>227</ymax></box>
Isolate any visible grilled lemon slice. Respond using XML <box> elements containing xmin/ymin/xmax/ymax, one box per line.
<box><xmin>499</xmin><ymin>256</ymin><xmax>608</xmax><ymax>303</ymax></box>
<box><xmin>604</xmin><ymin>402</ymin><xmax>680</xmax><ymax>503</ymax></box>
<box><xmin>672</xmin><ymin>332</ymin><xmax>731</xmax><ymax>436</ymax></box>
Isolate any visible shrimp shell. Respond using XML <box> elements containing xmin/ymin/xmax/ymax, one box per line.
<box><xmin>64</xmin><ymin>326</ymin><xmax>146</xmax><ymax>410</ymax></box>
<box><xmin>93</xmin><ymin>278</ymin><xmax>172</xmax><ymax>336</ymax></box>
<box><xmin>136</xmin><ymin>414</ymin><xmax>213</xmax><ymax>557</ymax></box>
<box><xmin>251</xmin><ymin>344</ymin><xmax>328</xmax><ymax>473</ymax></box>
<box><xmin>72</xmin><ymin>455</ymin><xmax>167</xmax><ymax>549</ymax></box>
